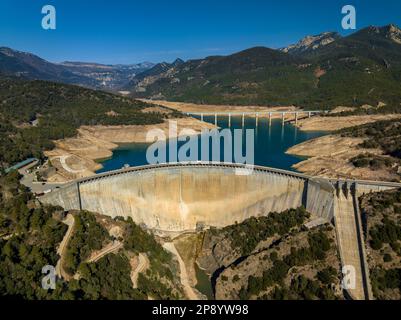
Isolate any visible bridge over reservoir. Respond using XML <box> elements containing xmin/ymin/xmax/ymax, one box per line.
<box><xmin>186</xmin><ymin>110</ymin><xmax>328</xmax><ymax>126</ymax></box>
<box><xmin>40</xmin><ymin>162</ymin><xmax>401</xmax><ymax>300</ymax></box>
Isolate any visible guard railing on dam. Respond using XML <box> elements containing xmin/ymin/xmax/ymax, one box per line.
<box><xmin>52</xmin><ymin>161</ymin><xmax>401</xmax><ymax>190</ymax></box>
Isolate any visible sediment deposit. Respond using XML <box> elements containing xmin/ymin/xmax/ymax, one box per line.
<box><xmin>286</xmin><ymin>135</ymin><xmax>400</xmax><ymax>181</ymax></box>
<box><xmin>45</xmin><ymin>117</ymin><xmax>216</xmax><ymax>182</ymax></box>
<box><xmin>141</xmin><ymin>99</ymin><xmax>298</xmax><ymax>116</ymax></box>
<box><xmin>295</xmin><ymin>114</ymin><xmax>401</xmax><ymax>132</ymax></box>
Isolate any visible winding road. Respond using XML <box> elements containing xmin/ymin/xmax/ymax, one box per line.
<box><xmin>55</xmin><ymin>214</ymin><xmax>75</xmax><ymax>281</ymax></box>
<box><xmin>87</xmin><ymin>240</ymin><xmax>123</xmax><ymax>263</ymax></box>
<box><xmin>130</xmin><ymin>253</ymin><xmax>150</xmax><ymax>289</ymax></box>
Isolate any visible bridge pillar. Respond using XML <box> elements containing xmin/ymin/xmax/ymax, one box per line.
<box><xmin>308</xmin><ymin>111</ymin><xmax>312</xmax><ymax>118</ymax></box>
<box><xmin>242</xmin><ymin>113</ymin><xmax>245</xmax><ymax>127</ymax></box>
<box><xmin>282</xmin><ymin>112</ymin><xmax>285</xmax><ymax>125</ymax></box>
<box><xmin>295</xmin><ymin>112</ymin><xmax>298</xmax><ymax>125</ymax></box>
<box><xmin>200</xmin><ymin>113</ymin><xmax>204</xmax><ymax>121</ymax></box>
<box><xmin>215</xmin><ymin>113</ymin><xmax>218</xmax><ymax>126</ymax></box>
<box><xmin>269</xmin><ymin>112</ymin><xmax>272</xmax><ymax>126</ymax></box>
<box><xmin>228</xmin><ymin>113</ymin><xmax>231</xmax><ymax>127</ymax></box>
<box><xmin>255</xmin><ymin>113</ymin><xmax>259</xmax><ymax>127</ymax></box>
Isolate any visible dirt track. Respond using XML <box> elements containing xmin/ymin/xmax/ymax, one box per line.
<box><xmin>87</xmin><ymin>241</ymin><xmax>123</xmax><ymax>263</ymax></box>
<box><xmin>55</xmin><ymin>214</ymin><xmax>75</xmax><ymax>281</ymax></box>
<box><xmin>130</xmin><ymin>253</ymin><xmax>150</xmax><ymax>289</ymax></box>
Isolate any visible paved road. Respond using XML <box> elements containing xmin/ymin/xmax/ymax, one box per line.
<box><xmin>19</xmin><ymin>169</ymin><xmax>64</xmax><ymax>194</ymax></box>
<box><xmin>16</xmin><ymin>161</ymin><xmax>65</xmax><ymax>195</ymax></box>
<box><xmin>55</xmin><ymin>214</ymin><xmax>75</xmax><ymax>281</ymax></box>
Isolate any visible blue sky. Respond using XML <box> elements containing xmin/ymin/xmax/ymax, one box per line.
<box><xmin>0</xmin><ymin>0</ymin><xmax>400</xmax><ymax>64</ymax></box>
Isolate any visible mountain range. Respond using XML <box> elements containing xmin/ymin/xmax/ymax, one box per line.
<box><xmin>280</xmin><ymin>31</ymin><xmax>342</xmax><ymax>55</ymax></box>
<box><xmin>0</xmin><ymin>47</ymin><xmax>155</xmax><ymax>90</ymax></box>
<box><xmin>1</xmin><ymin>24</ymin><xmax>401</xmax><ymax>109</ymax></box>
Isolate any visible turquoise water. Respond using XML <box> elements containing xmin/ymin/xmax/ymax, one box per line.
<box><xmin>97</xmin><ymin>116</ymin><xmax>327</xmax><ymax>173</ymax></box>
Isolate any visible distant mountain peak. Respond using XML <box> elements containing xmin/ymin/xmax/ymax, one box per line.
<box><xmin>364</xmin><ymin>24</ymin><xmax>401</xmax><ymax>44</ymax></box>
<box><xmin>384</xmin><ymin>24</ymin><xmax>401</xmax><ymax>44</ymax></box>
<box><xmin>281</xmin><ymin>32</ymin><xmax>342</xmax><ymax>54</ymax></box>
<box><xmin>172</xmin><ymin>58</ymin><xmax>184</xmax><ymax>66</ymax></box>
<box><xmin>0</xmin><ymin>46</ymin><xmax>39</xmax><ymax>59</ymax></box>
<box><xmin>0</xmin><ymin>47</ymin><xmax>15</xmax><ymax>57</ymax></box>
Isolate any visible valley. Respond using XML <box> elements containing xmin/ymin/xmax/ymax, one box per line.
<box><xmin>1</xmin><ymin>17</ymin><xmax>401</xmax><ymax>302</ymax></box>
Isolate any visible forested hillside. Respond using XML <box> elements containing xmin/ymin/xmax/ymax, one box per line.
<box><xmin>360</xmin><ymin>189</ymin><xmax>401</xmax><ymax>300</ymax></box>
<box><xmin>0</xmin><ymin>77</ymin><xmax>173</xmax><ymax>168</ymax></box>
<box><xmin>130</xmin><ymin>25</ymin><xmax>401</xmax><ymax>110</ymax></box>
<box><xmin>195</xmin><ymin>208</ymin><xmax>343</xmax><ymax>300</ymax></box>
<box><xmin>0</xmin><ymin>172</ymin><xmax>182</xmax><ymax>300</ymax></box>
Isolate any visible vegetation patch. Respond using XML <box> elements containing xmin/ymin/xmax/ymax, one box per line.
<box><xmin>360</xmin><ymin>189</ymin><xmax>401</xmax><ymax>299</ymax></box>
<box><xmin>216</xmin><ymin>207</ymin><xmax>310</xmax><ymax>256</ymax></box>
<box><xmin>0</xmin><ymin>78</ymin><xmax>174</xmax><ymax>169</ymax></box>
<box><xmin>64</xmin><ymin>211</ymin><xmax>110</xmax><ymax>275</ymax></box>
<box><xmin>0</xmin><ymin>172</ymin><xmax>182</xmax><ymax>300</ymax></box>
<box><xmin>351</xmin><ymin>153</ymin><xmax>395</xmax><ymax>170</ymax></box>
<box><xmin>238</xmin><ymin>228</ymin><xmax>338</xmax><ymax>300</ymax></box>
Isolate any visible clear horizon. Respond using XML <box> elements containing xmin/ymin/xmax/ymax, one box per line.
<box><xmin>1</xmin><ymin>0</ymin><xmax>401</xmax><ymax>64</ymax></box>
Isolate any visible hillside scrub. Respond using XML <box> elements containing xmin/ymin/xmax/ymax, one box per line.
<box><xmin>0</xmin><ymin>78</ymin><xmax>172</xmax><ymax>168</ymax></box>
<box><xmin>0</xmin><ymin>172</ymin><xmax>181</xmax><ymax>300</ymax></box>
<box><xmin>360</xmin><ymin>189</ymin><xmax>401</xmax><ymax>299</ymax></box>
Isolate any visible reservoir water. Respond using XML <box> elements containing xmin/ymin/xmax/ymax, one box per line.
<box><xmin>95</xmin><ymin>115</ymin><xmax>327</xmax><ymax>299</ymax></box>
<box><xmin>97</xmin><ymin>116</ymin><xmax>327</xmax><ymax>173</ymax></box>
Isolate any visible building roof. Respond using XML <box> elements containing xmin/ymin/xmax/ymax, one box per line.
<box><xmin>5</xmin><ymin>158</ymin><xmax>38</xmax><ymax>173</ymax></box>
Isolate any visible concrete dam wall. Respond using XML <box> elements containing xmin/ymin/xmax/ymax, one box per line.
<box><xmin>41</xmin><ymin>163</ymin><xmax>336</xmax><ymax>232</ymax></box>
<box><xmin>40</xmin><ymin>163</ymin><xmax>401</xmax><ymax>300</ymax></box>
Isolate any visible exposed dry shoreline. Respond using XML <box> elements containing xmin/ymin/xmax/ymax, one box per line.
<box><xmin>44</xmin><ymin>101</ymin><xmax>299</xmax><ymax>183</ymax></box>
<box><xmin>45</xmin><ymin>98</ymin><xmax>401</xmax><ymax>183</ymax></box>
<box><xmin>45</xmin><ymin>117</ymin><xmax>216</xmax><ymax>182</ymax></box>
<box><xmin>140</xmin><ymin>99</ymin><xmax>299</xmax><ymax>117</ymax></box>
<box><xmin>295</xmin><ymin>114</ymin><xmax>401</xmax><ymax>131</ymax></box>
<box><xmin>288</xmin><ymin>114</ymin><xmax>401</xmax><ymax>181</ymax></box>
<box><xmin>286</xmin><ymin>135</ymin><xmax>400</xmax><ymax>181</ymax></box>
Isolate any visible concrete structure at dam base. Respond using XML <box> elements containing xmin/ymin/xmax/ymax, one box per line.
<box><xmin>40</xmin><ymin>162</ymin><xmax>401</xmax><ymax>300</ymax></box>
